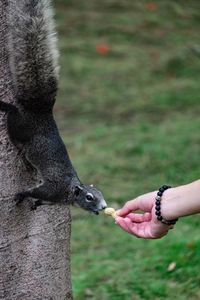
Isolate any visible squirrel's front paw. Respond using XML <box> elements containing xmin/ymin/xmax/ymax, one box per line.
<box><xmin>14</xmin><ymin>193</ymin><xmax>25</xmax><ymax>205</ymax></box>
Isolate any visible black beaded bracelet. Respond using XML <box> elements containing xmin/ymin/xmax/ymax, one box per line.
<box><xmin>155</xmin><ymin>185</ymin><xmax>178</xmax><ymax>225</ymax></box>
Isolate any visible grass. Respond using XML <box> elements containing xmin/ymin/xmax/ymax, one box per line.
<box><xmin>54</xmin><ymin>1</ymin><xmax>200</xmax><ymax>299</ymax></box>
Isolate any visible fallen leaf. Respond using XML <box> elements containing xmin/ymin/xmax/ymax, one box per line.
<box><xmin>96</xmin><ymin>43</ymin><xmax>110</xmax><ymax>55</ymax></box>
<box><xmin>186</xmin><ymin>241</ymin><xmax>194</xmax><ymax>249</ymax></box>
<box><xmin>84</xmin><ymin>288</ymin><xmax>93</xmax><ymax>297</ymax></box>
<box><xmin>145</xmin><ymin>2</ymin><xmax>158</xmax><ymax>12</ymax></box>
<box><xmin>167</xmin><ymin>262</ymin><xmax>176</xmax><ymax>272</ymax></box>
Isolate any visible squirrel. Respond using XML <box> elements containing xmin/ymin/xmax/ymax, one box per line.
<box><xmin>0</xmin><ymin>0</ymin><xmax>107</xmax><ymax>214</ymax></box>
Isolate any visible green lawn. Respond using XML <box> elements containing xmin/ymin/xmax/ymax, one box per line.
<box><xmin>54</xmin><ymin>1</ymin><xmax>200</xmax><ymax>299</ymax></box>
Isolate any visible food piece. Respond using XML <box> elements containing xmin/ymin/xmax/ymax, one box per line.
<box><xmin>104</xmin><ymin>207</ymin><xmax>117</xmax><ymax>218</ymax></box>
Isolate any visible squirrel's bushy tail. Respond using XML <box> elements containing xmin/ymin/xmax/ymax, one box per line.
<box><xmin>8</xmin><ymin>0</ymin><xmax>59</xmax><ymax>112</ymax></box>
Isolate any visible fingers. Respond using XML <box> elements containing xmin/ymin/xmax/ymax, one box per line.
<box><xmin>115</xmin><ymin>216</ymin><xmax>171</xmax><ymax>239</ymax></box>
<box><xmin>117</xmin><ymin>198</ymin><xmax>140</xmax><ymax>217</ymax></box>
<box><xmin>126</xmin><ymin>212</ymin><xmax>151</xmax><ymax>223</ymax></box>
<box><xmin>115</xmin><ymin>217</ymin><xmax>133</xmax><ymax>234</ymax></box>
<box><xmin>117</xmin><ymin>191</ymin><xmax>156</xmax><ymax>217</ymax></box>
<box><xmin>115</xmin><ymin>191</ymin><xmax>175</xmax><ymax>239</ymax></box>
<box><xmin>116</xmin><ymin>216</ymin><xmax>143</xmax><ymax>238</ymax></box>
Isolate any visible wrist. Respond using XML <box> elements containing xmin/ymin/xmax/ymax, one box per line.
<box><xmin>154</xmin><ymin>185</ymin><xmax>178</xmax><ymax>225</ymax></box>
<box><xmin>161</xmin><ymin>180</ymin><xmax>200</xmax><ymax>219</ymax></box>
<box><xmin>160</xmin><ymin>187</ymin><xmax>180</xmax><ymax>220</ymax></box>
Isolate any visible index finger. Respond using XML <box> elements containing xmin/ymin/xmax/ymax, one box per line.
<box><xmin>117</xmin><ymin>198</ymin><xmax>140</xmax><ymax>217</ymax></box>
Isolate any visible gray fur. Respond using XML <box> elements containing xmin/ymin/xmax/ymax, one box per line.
<box><xmin>0</xmin><ymin>0</ymin><xmax>107</xmax><ymax>213</ymax></box>
<box><xmin>8</xmin><ymin>0</ymin><xmax>59</xmax><ymax>111</ymax></box>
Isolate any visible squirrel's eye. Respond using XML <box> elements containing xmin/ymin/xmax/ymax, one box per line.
<box><xmin>86</xmin><ymin>193</ymin><xmax>94</xmax><ymax>202</ymax></box>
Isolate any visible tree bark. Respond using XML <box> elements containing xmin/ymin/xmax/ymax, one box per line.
<box><xmin>0</xmin><ymin>2</ymin><xmax>73</xmax><ymax>299</ymax></box>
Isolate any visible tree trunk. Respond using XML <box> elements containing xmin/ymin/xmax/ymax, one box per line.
<box><xmin>0</xmin><ymin>2</ymin><xmax>73</xmax><ymax>299</ymax></box>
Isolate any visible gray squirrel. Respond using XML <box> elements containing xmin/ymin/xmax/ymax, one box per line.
<box><xmin>0</xmin><ymin>0</ymin><xmax>107</xmax><ymax>214</ymax></box>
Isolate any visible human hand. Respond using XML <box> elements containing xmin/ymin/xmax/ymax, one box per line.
<box><xmin>115</xmin><ymin>191</ymin><xmax>173</xmax><ymax>239</ymax></box>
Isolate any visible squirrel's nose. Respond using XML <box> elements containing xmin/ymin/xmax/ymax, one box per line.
<box><xmin>98</xmin><ymin>199</ymin><xmax>107</xmax><ymax>211</ymax></box>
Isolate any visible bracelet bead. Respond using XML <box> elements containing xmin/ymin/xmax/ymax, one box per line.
<box><xmin>162</xmin><ymin>185</ymin><xmax>168</xmax><ymax>190</ymax></box>
<box><xmin>159</xmin><ymin>187</ymin><xmax>165</xmax><ymax>193</ymax></box>
<box><xmin>155</xmin><ymin>185</ymin><xmax>178</xmax><ymax>226</ymax></box>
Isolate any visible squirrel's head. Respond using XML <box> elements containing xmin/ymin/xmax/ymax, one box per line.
<box><xmin>72</xmin><ymin>184</ymin><xmax>107</xmax><ymax>215</ymax></box>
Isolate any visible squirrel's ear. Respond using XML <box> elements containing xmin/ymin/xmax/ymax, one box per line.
<box><xmin>74</xmin><ymin>185</ymin><xmax>83</xmax><ymax>196</ymax></box>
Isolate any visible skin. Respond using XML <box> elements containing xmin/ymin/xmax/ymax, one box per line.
<box><xmin>115</xmin><ymin>180</ymin><xmax>200</xmax><ymax>239</ymax></box>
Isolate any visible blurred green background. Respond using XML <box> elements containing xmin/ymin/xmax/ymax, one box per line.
<box><xmin>54</xmin><ymin>1</ymin><xmax>200</xmax><ymax>299</ymax></box>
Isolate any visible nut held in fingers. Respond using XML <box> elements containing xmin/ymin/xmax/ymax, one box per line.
<box><xmin>104</xmin><ymin>207</ymin><xmax>117</xmax><ymax>218</ymax></box>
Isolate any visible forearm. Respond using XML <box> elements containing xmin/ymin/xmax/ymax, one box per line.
<box><xmin>161</xmin><ymin>180</ymin><xmax>200</xmax><ymax>220</ymax></box>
